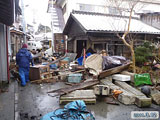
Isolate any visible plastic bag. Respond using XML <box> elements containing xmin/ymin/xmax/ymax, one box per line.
<box><xmin>134</xmin><ymin>73</ymin><xmax>152</xmax><ymax>86</ymax></box>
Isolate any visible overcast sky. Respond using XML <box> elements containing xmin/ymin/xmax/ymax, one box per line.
<box><xmin>23</xmin><ymin>0</ymin><xmax>51</xmax><ymax>29</ymax></box>
<box><xmin>22</xmin><ymin>0</ymin><xmax>160</xmax><ymax>29</ymax></box>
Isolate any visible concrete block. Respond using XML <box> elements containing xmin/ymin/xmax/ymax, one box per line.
<box><xmin>118</xmin><ymin>92</ymin><xmax>135</xmax><ymax>105</ymax></box>
<box><xmin>94</xmin><ymin>85</ymin><xmax>110</xmax><ymax>95</ymax></box>
<box><xmin>135</xmin><ymin>96</ymin><xmax>151</xmax><ymax>107</ymax></box>
<box><xmin>101</xmin><ymin>79</ymin><xmax>135</xmax><ymax>105</ymax></box>
<box><xmin>115</xmin><ymin>81</ymin><xmax>145</xmax><ymax>96</ymax></box>
<box><xmin>151</xmin><ymin>93</ymin><xmax>160</xmax><ymax>105</ymax></box>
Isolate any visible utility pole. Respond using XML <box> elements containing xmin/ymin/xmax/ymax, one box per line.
<box><xmin>21</xmin><ymin>0</ymin><xmax>26</xmax><ymax>43</ymax></box>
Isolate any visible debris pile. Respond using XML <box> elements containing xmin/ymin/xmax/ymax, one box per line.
<box><xmin>10</xmin><ymin>50</ymin><xmax>160</xmax><ymax>108</ymax></box>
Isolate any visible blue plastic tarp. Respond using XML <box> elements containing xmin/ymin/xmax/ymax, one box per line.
<box><xmin>40</xmin><ymin>100</ymin><xmax>95</xmax><ymax>120</ymax></box>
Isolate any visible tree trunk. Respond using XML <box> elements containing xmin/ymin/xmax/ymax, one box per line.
<box><xmin>130</xmin><ymin>45</ymin><xmax>136</xmax><ymax>73</ymax></box>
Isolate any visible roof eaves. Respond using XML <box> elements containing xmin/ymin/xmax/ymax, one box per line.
<box><xmin>72</xmin><ymin>10</ymin><xmax>140</xmax><ymax>20</ymax></box>
<box><xmin>63</xmin><ymin>14</ymin><xmax>73</xmax><ymax>35</ymax></box>
<box><xmin>87</xmin><ymin>30</ymin><xmax>160</xmax><ymax>35</ymax></box>
<box><xmin>63</xmin><ymin>13</ymin><xmax>87</xmax><ymax>35</ymax></box>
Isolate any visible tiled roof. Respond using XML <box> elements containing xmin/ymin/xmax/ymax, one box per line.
<box><xmin>66</xmin><ymin>11</ymin><xmax>160</xmax><ymax>34</ymax></box>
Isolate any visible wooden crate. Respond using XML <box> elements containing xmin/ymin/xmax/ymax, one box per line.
<box><xmin>29</xmin><ymin>65</ymin><xmax>50</xmax><ymax>81</ymax></box>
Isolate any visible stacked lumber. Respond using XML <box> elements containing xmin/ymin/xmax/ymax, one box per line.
<box><xmin>47</xmin><ymin>80</ymin><xmax>99</xmax><ymax>97</ymax></box>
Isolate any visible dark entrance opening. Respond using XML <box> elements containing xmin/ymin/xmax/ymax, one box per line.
<box><xmin>76</xmin><ymin>40</ymin><xmax>86</xmax><ymax>58</ymax></box>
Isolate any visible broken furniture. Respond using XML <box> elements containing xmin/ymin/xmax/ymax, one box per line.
<box><xmin>59</xmin><ymin>90</ymin><xmax>96</xmax><ymax>104</ymax></box>
<box><xmin>29</xmin><ymin>65</ymin><xmax>51</xmax><ymax>81</ymax></box>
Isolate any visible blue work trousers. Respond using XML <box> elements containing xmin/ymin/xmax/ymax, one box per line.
<box><xmin>19</xmin><ymin>67</ymin><xmax>30</xmax><ymax>86</ymax></box>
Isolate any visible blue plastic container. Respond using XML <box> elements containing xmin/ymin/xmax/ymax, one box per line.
<box><xmin>67</xmin><ymin>73</ymin><xmax>82</xmax><ymax>83</ymax></box>
<box><xmin>63</xmin><ymin>57</ymin><xmax>70</xmax><ymax>62</ymax></box>
<box><xmin>50</xmin><ymin>64</ymin><xmax>57</xmax><ymax>69</ymax></box>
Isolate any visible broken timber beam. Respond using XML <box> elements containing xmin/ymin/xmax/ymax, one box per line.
<box><xmin>47</xmin><ymin>80</ymin><xmax>99</xmax><ymax>97</ymax></box>
<box><xmin>99</xmin><ymin>62</ymin><xmax>131</xmax><ymax>79</ymax></box>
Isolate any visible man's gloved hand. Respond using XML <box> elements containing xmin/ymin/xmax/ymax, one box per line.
<box><xmin>32</xmin><ymin>63</ymin><xmax>34</xmax><ymax>66</ymax></box>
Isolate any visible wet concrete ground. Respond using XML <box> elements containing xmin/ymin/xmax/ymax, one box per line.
<box><xmin>0</xmin><ymin>81</ymin><xmax>15</xmax><ymax>120</ymax></box>
<box><xmin>17</xmin><ymin>82</ymin><xmax>160</xmax><ymax>120</ymax></box>
<box><xmin>0</xmin><ymin>81</ymin><xmax>160</xmax><ymax>120</ymax></box>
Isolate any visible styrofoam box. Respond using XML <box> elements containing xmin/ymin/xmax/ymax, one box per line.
<box><xmin>67</xmin><ymin>73</ymin><xmax>82</xmax><ymax>83</ymax></box>
<box><xmin>112</xmin><ymin>74</ymin><xmax>131</xmax><ymax>81</ymax></box>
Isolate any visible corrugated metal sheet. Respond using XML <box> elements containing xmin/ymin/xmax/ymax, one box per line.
<box><xmin>72</xmin><ymin>12</ymin><xmax>160</xmax><ymax>34</ymax></box>
<box><xmin>0</xmin><ymin>24</ymin><xmax>8</xmax><ymax>81</ymax></box>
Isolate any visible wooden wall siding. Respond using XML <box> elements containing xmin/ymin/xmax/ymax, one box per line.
<box><xmin>10</xmin><ymin>33</ymin><xmax>23</xmax><ymax>56</ymax></box>
<box><xmin>67</xmin><ymin>21</ymin><xmax>86</xmax><ymax>37</ymax></box>
<box><xmin>66</xmin><ymin>18</ymin><xmax>160</xmax><ymax>56</ymax></box>
<box><xmin>54</xmin><ymin>33</ymin><xmax>65</xmax><ymax>54</ymax></box>
<box><xmin>67</xmin><ymin>40</ymin><xmax>74</xmax><ymax>52</ymax></box>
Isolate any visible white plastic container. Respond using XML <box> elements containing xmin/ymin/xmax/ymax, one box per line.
<box><xmin>112</xmin><ymin>74</ymin><xmax>131</xmax><ymax>81</ymax></box>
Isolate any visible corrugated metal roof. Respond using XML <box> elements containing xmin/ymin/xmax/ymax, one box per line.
<box><xmin>71</xmin><ymin>12</ymin><xmax>160</xmax><ymax>34</ymax></box>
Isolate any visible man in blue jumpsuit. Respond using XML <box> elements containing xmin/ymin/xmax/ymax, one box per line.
<box><xmin>16</xmin><ymin>44</ymin><xmax>33</xmax><ymax>86</ymax></box>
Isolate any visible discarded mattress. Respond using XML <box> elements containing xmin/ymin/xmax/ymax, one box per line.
<box><xmin>40</xmin><ymin>100</ymin><xmax>95</xmax><ymax>120</ymax></box>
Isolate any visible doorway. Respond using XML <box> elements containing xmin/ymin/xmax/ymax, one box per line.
<box><xmin>76</xmin><ymin>40</ymin><xmax>86</xmax><ymax>58</ymax></box>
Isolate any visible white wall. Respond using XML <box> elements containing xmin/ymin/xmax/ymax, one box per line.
<box><xmin>63</xmin><ymin>0</ymin><xmax>107</xmax><ymax>23</ymax></box>
<box><xmin>62</xmin><ymin>0</ymin><xmax>160</xmax><ymax>23</ymax></box>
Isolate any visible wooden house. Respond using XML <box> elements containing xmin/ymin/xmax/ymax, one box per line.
<box><xmin>63</xmin><ymin>11</ymin><xmax>160</xmax><ymax>58</ymax></box>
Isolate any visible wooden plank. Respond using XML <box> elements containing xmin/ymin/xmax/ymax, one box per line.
<box><xmin>151</xmin><ymin>92</ymin><xmax>160</xmax><ymax>105</ymax></box>
<box><xmin>99</xmin><ymin>62</ymin><xmax>131</xmax><ymax>79</ymax></box>
<box><xmin>60</xmin><ymin>90</ymin><xmax>96</xmax><ymax>100</ymax></box>
<box><xmin>59</xmin><ymin>99</ymin><xmax>96</xmax><ymax>105</ymax></box>
<box><xmin>47</xmin><ymin>80</ymin><xmax>99</xmax><ymax>97</ymax></box>
<box><xmin>31</xmin><ymin>78</ymin><xmax>57</xmax><ymax>84</ymax></box>
<box><xmin>100</xmin><ymin>78</ymin><xmax>115</xmax><ymax>86</ymax></box>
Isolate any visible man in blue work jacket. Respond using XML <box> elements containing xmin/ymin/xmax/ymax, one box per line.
<box><xmin>16</xmin><ymin>44</ymin><xmax>33</xmax><ymax>86</ymax></box>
